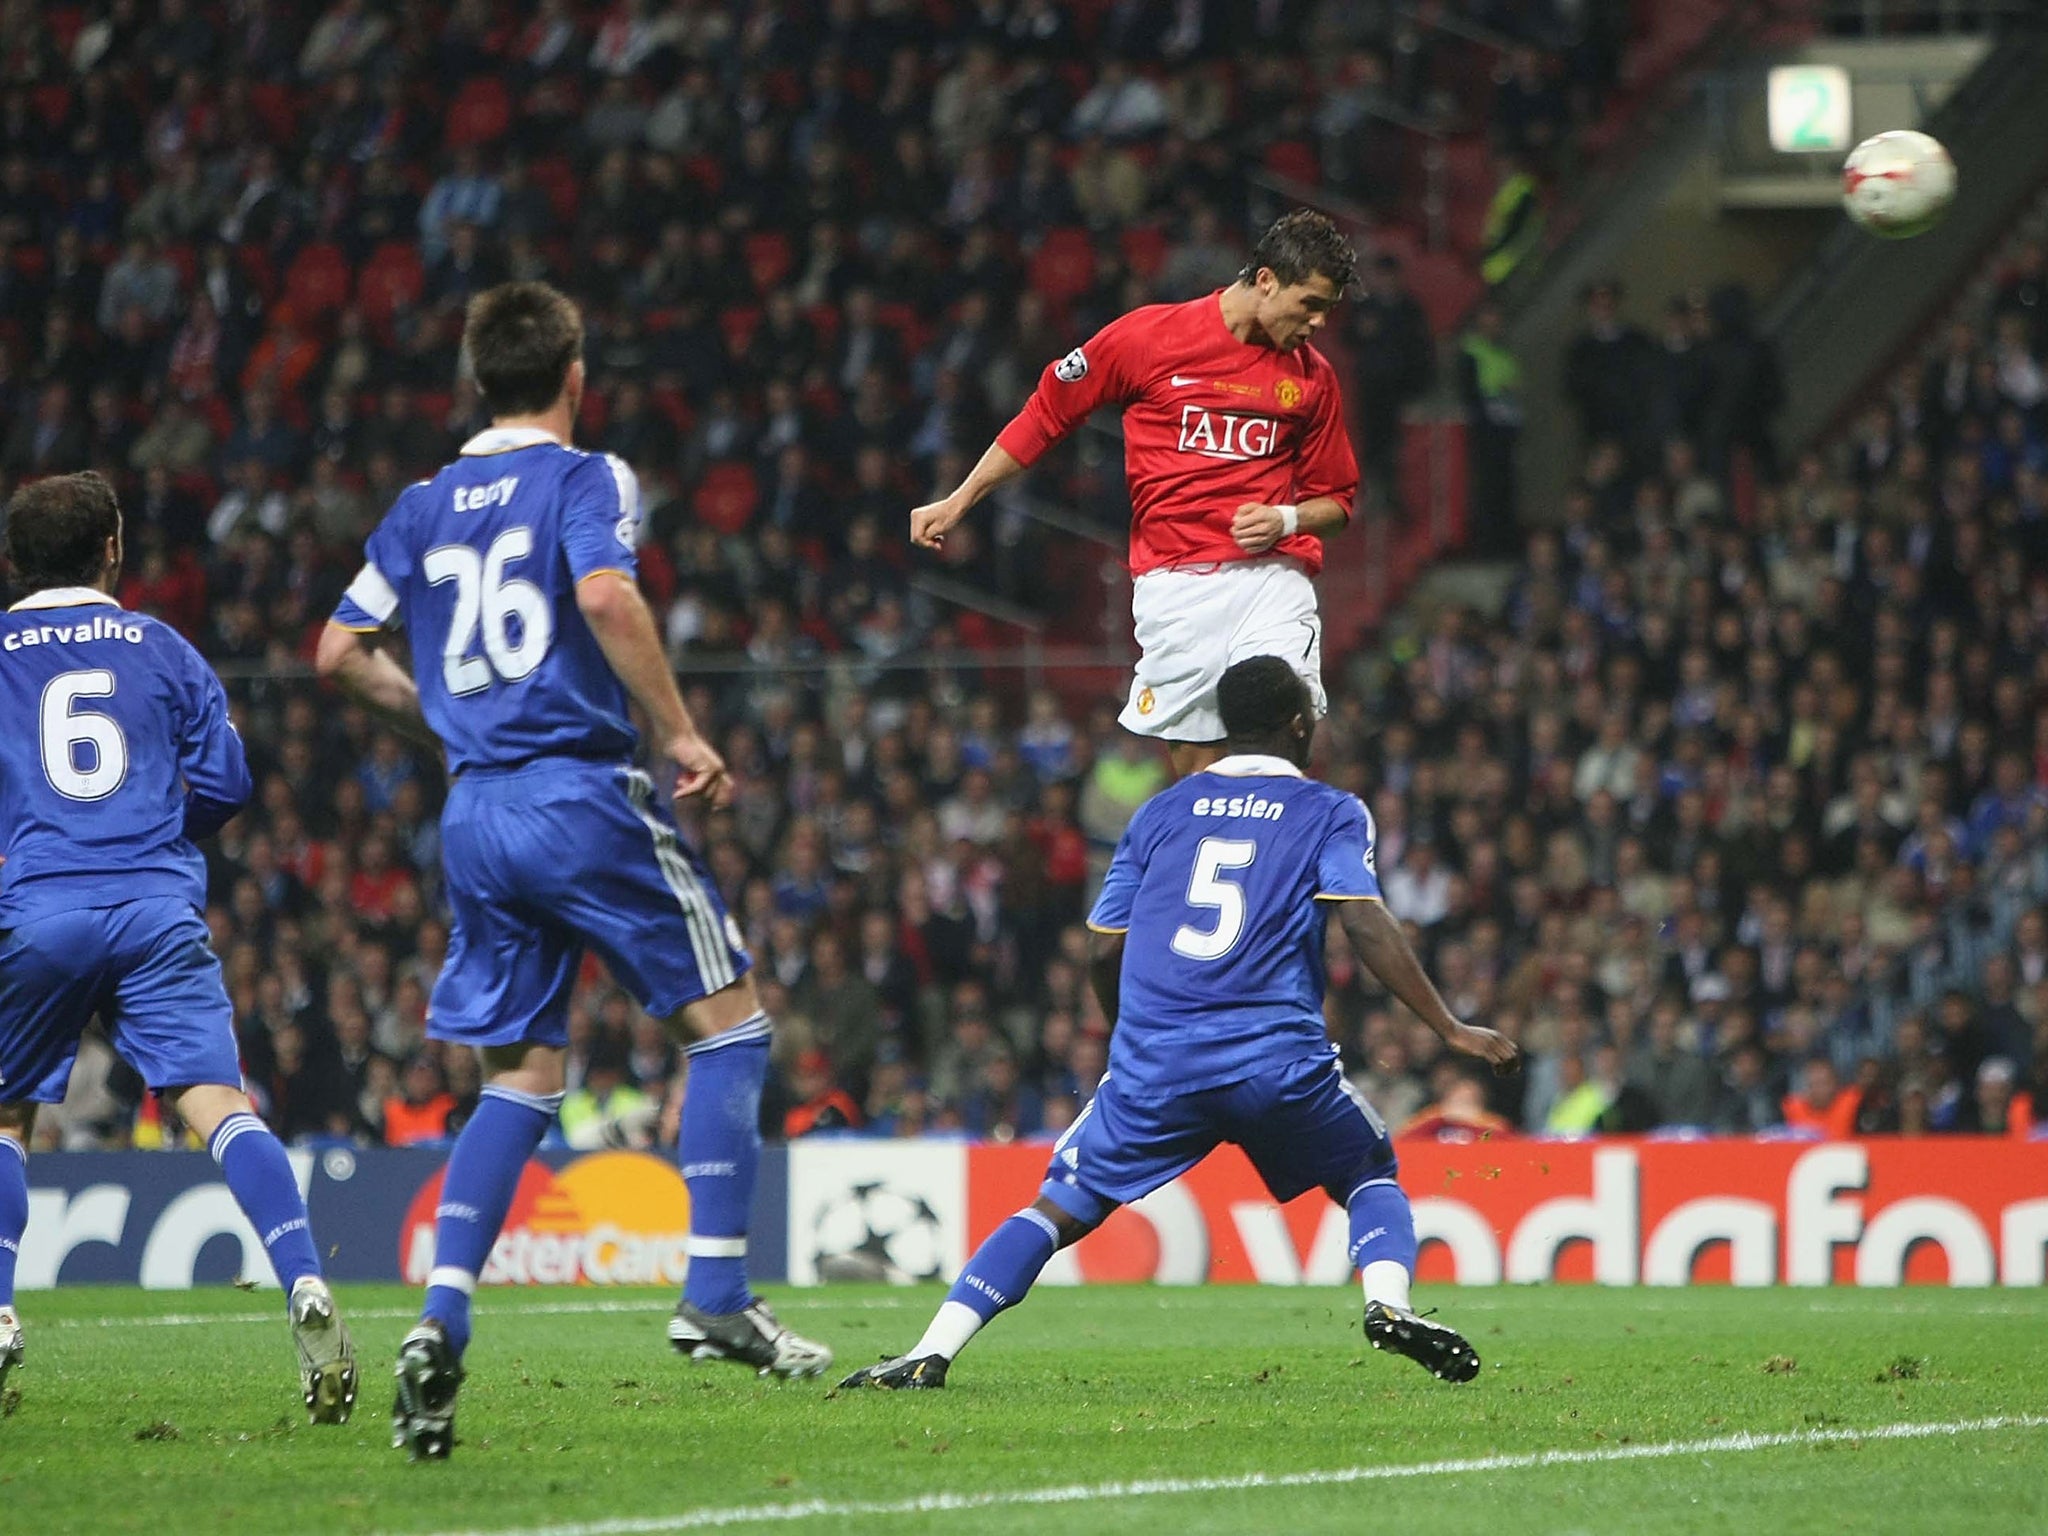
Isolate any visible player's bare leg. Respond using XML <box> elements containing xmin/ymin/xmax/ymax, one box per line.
<box><xmin>0</xmin><ymin>1103</ymin><xmax>33</xmax><ymax>1409</ymax></box>
<box><xmin>664</xmin><ymin>976</ymin><xmax>831</xmax><ymax>1379</ymax></box>
<box><xmin>173</xmin><ymin>1083</ymin><xmax>359</xmax><ymax>1423</ymax></box>
<box><xmin>840</xmin><ymin>1197</ymin><xmax>1095</xmax><ymax>1389</ymax></box>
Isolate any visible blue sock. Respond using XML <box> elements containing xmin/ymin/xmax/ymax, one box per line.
<box><xmin>0</xmin><ymin>1134</ymin><xmax>26</xmax><ymax>1308</ymax></box>
<box><xmin>422</xmin><ymin>1084</ymin><xmax>560</xmax><ymax>1356</ymax></box>
<box><xmin>208</xmin><ymin>1112</ymin><xmax>322</xmax><ymax>1299</ymax></box>
<box><xmin>910</xmin><ymin>1208</ymin><xmax>1060</xmax><ymax>1360</ymax></box>
<box><xmin>679</xmin><ymin>1013</ymin><xmax>771</xmax><ymax>1315</ymax></box>
<box><xmin>1348</xmin><ymin>1174</ymin><xmax>1419</xmax><ymax>1302</ymax></box>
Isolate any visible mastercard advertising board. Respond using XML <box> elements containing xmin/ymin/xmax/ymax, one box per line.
<box><xmin>398</xmin><ymin>1150</ymin><xmax>698</xmax><ymax>1286</ymax></box>
<box><xmin>966</xmin><ymin>1138</ymin><xmax>2048</xmax><ymax>1288</ymax></box>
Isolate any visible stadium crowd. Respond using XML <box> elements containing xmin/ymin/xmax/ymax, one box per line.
<box><xmin>3</xmin><ymin>0</ymin><xmax>2043</xmax><ymax>1151</ymax></box>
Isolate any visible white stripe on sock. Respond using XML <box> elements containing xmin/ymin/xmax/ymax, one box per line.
<box><xmin>685</xmin><ymin>1013</ymin><xmax>772</xmax><ymax>1057</ymax></box>
<box><xmin>208</xmin><ymin>1112</ymin><xmax>266</xmax><ymax>1163</ymax></box>
<box><xmin>686</xmin><ymin>1236</ymin><xmax>747</xmax><ymax>1258</ymax></box>
<box><xmin>427</xmin><ymin>1266</ymin><xmax>478</xmax><ymax>1296</ymax></box>
<box><xmin>480</xmin><ymin>1084</ymin><xmax>566</xmax><ymax>1115</ymax></box>
<box><xmin>1019</xmin><ymin>1207</ymin><xmax>1061</xmax><ymax>1244</ymax></box>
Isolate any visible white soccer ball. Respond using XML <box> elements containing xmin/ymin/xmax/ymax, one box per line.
<box><xmin>1841</xmin><ymin>130</ymin><xmax>1956</xmax><ymax>240</ymax></box>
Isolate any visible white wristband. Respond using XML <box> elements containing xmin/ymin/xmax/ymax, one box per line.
<box><xmin>1277</xmin><ymin>504</ymin><xmax>1299</xmax><ymax>537</ymax></box>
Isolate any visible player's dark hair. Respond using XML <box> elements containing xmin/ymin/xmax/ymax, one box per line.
<box><xmin>1217</xmin><ymin>655</ymin><xmax>1312</xmax><ymax>745</ymax></box>
<box><xmin>1241</xmin><ymin>209</ymin><xmax>1358</xmax><ymax>293</ymax></box>
<box><xmin>464</xmin><ymin>281</ymin><xmax>584</xmax><ymax>417</ymax></box>
<box><xmin>3</xmin><ymin>471</ymin><xmax>121</xmax><ymax>595</ymax></box>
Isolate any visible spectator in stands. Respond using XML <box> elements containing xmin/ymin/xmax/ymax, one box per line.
<box><xmin>1457</xmin><ymin>302</ymin><xmax>1522</xmax><ymax>556</ymax></box>
<box><xmin>783</xmin><ymin>1050</ymin><xmax>864</xmax><ymax>1138</ymax></box>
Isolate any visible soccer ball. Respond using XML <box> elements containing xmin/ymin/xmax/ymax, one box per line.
<box><xmin>1841</xmin><ymin>130</ymin><xmax>1956</xmax><ymax>240</ymax></box>
<box><xmin>810</xmin><ymin>1181</ymin><xmax>947</xmax><ymax>1284</ymax></box>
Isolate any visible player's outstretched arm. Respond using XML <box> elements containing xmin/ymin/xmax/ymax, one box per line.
<box><xmin>911</xmin><ymin>442</ymin><xmax>1026</xmax><ymax>550</ymax></box>
<box><xmin>314</xmin><ymin>623</ymin><xmax>436</xmax><ymax>747</ymax></box>
<box><xmin>575</xmin><ymin>570</ymin><xmax>730</xmax><ymax>807</ymax></box>
<box><xmin>1087</xmin><ymin>928</ymin><xmax>1126</xmax><ymax>1028</ymax></box>
<box><xmin>1335</xmin><ymin>898</ymin><xmax>1519</xmax><ymax>1073</ymax></box>
<box><xmin>177</xmin><ymin>653</ymin><xmax>254</xmax><ymax>840</ymax></box>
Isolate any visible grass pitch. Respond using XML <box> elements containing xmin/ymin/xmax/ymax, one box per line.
<box><xmin>3</xmin><ymin>1284</ymin><xmax>2044</xmax><ymax>1535</ymax></box>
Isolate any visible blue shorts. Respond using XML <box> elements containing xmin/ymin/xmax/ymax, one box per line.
<box><xmin>1041</xmin><ymin>1049</ymin><xmax>1397</xmax><ymax>1224</ymax></box>
<box><xmin>430</xmin><ymin>759</ymin><xmax>751</xmax><ymax>1050</ymax></box>
<box><xmin>0</xmin><ymin>897</ymin><xmax>240</xmax><ymax>1104</ymax></box>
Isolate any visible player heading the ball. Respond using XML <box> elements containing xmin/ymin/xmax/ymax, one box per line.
<box><xmin>318</xmin><ymin>282</ymin><xmax>830</xmax><ymax>1462</ymax></box>
<box><xmin>0</xmin><ymin>472</ymin><xmax>357</xmax><ymax>1425</ymax></box>
<box><xmin>841</xmin><ymin>656</ymin><xmax>1519</xmax><ymax>1392</ymax></box>
<box><xmin>912</xmin><ymin>210</ymin><xmax>1363</xmax><ymax>778</ymax></box>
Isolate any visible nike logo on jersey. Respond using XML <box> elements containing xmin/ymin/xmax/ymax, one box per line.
<box><xmin>1169</xmin><ymin>375</ymin><xmax>1202</xmax><ymax>387</ymax></box>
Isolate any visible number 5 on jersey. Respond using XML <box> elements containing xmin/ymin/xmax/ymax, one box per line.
<box><xmin>423</xmin><ymin>527</ymin><xmax>553</xmax><ymax>695</ymax></box>
<box><xmin>1172</xmin><ymin>836</ymin><xmax>1257</xmax><ymax>960</ymax></box>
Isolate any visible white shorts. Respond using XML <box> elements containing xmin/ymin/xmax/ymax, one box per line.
<box><xmin>1119</xmin><ymin>558</ymin><xmax>1326</xmax><ymax>742</ymax></box>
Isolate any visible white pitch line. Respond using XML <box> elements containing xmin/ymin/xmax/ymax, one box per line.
<box><xmin>410</xmin><ymin>1414</ymin><xmax>2048</xmax><ymax>1536</ymax></box>
<box><xmin>42</xmin><ymin>1296</ymin><xmax>916</xmax><ymax>1330</ymax></box>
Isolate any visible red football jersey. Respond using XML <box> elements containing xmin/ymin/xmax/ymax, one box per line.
<box><xmin>995</xmin><ymin>293</ymin><xmax>1358</xmax><ymax>576</ymax></box>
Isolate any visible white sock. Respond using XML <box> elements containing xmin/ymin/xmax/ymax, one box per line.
<box><xmin>1361</xmin><ymin>1260</ymin><xmax>1412</xmax><ymax>1312</ymax></box>
<box><xmin>908</xmin><ymin>1300</ymin><xmax>986</xmax><ymax>1362</ymax></box>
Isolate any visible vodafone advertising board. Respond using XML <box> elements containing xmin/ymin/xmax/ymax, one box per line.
<box><xmin>966</xmin><ymin>1138</ymin><xmax>2048</xmax><ymax>1287</ymax></box>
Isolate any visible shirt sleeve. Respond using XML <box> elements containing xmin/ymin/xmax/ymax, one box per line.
<box><xmin>1086</xmin><ymin>806</ymin><xmax>1151</xmax><ymax>933</ymax></box>
<box><xmin>562</xmin><ymin>451</ymin><xmax>642</xmax><ymax>584</ymax></box>
<box><xmin>1292</xmin><ymin>351</ymin><xmax>1360</xmax><ymax>513</ymax></box>
<box><xmin>1315</xmin><ymin>794</ymin><xmax>1381</xmax><ymax>901</ymax></box>
<box><xmin>330</xmin><ymin>499</ymin><xmax>412</xmax><ymax>632</ymax></box>
<box><xmin>995</xmin><ymin>311</ymin><xmax>1143</xmax><ymax>467</ymax></box>
<box><xmin>174</xmin><ymin>639</ymin><xmax>252</xmax><ymax>839</ymax></box>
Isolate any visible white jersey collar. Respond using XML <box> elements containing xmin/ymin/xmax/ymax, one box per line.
<box><xmin>9</xmin><ymin>586</ymin><xmax>122</xmax><ymax>612</ymax></box>
<box><xmin>1204</xmin><ymin>753</ymin><xmax>1303</xmax><ymax>779</ymax></box>
<box><xmin>461</xmin><ymin>425</ymin><xmax>563</xmax><ymax>455</ymax></box>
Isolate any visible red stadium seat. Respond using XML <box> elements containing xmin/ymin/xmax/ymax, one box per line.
<box><xmin>528</xmin><ymin>155</ymin><xmax>579</xmax><ymax>227</ymax></box>
<box><xmin>744</xmin><ymin>231</ymin><xmax>794</xmax><ymax>295</ymax></box>
<box><xmin>356</xmin><ymin>241</ymin><xmax>425</xmax><ymax>334</ymax></box>
<box><xmin>282</xmin><ymin>242</ymin><xmax>353</xmax><ymax>320</ymax></box>
<box><xmin>1120</xmin><ymin>225</ymin><xmax>1170</xmax><ymax>281</ymax></box>
<box><xmin>578</xmin><ymin>387</ymin><xmax>609</xmax><ymax>436</ymax></box>
<box><xmin>718</xmin><ymin>305</ymin><xmax>762</xmax><ymax>357</ymax></box>
<box><xmin>680</xmin><ymin>155</ymin><xmax>724</xmax><ymax>198</ymax></box>
<box><xmin>248</xmin><ymin>82</ymin><xmax>298</xmax><ymax>145</ymax></box>
<box><xmin>445</xmin><ymin>77</ymin><xmax>512</xmax><ymax>149</ymax></box>
<box><xmin>1028</xmin><ymin>226</ymin><xmax>1095</xmax><ymax>308</ymax></box>
<box><xmin>1263</xmin><ymin>140</ymin><xmax>1321</xmax><ymax>187</ymax></box>
<box><xmin>649</xmin><ymin>385</ymin><xmax>693</xmax><ymax>433</ymax></box>
<box><xmin>693</xmin><ymin>461</ymin><xmax>759</xmax><ymax>535</ymax></box>
<box><xmin>33</xmin><ymin>84</ymin><xmax>72</xmax><ymax>130</ymax></box>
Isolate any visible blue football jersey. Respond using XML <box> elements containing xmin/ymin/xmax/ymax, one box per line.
<box><xmin>0</xmin><ymin>588</ymin><xmax>251</xmax><ymax>925</ymax></box>
<box><xmin>1086</xmin><ymin>754</ymin><xmax>1380</xmax><ymax>1095</ymax></box>
<box><xmin>330</xmin><ymin>427</ymin><xmax>643</xmax><ymax>775</ymax></box>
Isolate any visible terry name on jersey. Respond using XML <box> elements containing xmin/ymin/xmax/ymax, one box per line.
<box><xmin>3</xmin><ymin>613</ymin><xmax>146</xmax><ymax>652</ymax></box>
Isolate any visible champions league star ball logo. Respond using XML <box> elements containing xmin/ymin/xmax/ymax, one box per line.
<box><xmin>810</xmin><ymin>1181</ymin><xmax>947</xmax><ymax>1284</ymax></box>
